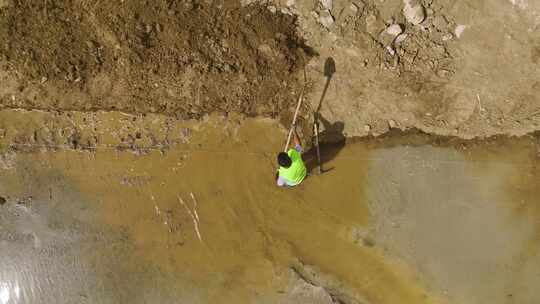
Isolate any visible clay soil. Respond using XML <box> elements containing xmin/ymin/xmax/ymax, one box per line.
<box><xmin>0</xmin><ymin>0</ymin><xmax>313</xmax><ymax>118</ymax></box>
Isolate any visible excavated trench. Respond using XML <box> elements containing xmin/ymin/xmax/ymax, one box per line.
<box><xmin>1</xmin><ymin>1</ymin><xmax>540</xmax><ymax>304</ymax></box>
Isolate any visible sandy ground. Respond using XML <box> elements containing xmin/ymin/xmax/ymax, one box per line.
<box><xmin>269</xmin><ymin>0</ymin><xmax>540</xmax><ymax>139</ymax></box>
<box><xmin>0</xmin><ymin>118</ymin><xmax>539</xmax><ymax>304</ymax></box>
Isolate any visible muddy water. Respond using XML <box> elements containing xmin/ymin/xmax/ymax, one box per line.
<box><xmin>0</xmin><ymin>118</ymin><xmax>539</xmax><ymax>304</ymax></box>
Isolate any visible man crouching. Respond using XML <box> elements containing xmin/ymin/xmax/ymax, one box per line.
<box><xmin>276</xmin><ymin>127</ymin><xmax>307</xmax><ymax>187</ymax></box>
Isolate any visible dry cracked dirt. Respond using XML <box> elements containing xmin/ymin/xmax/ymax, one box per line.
<box><xmin>0</xmin><ymin>0</ymin><xmax>540</xmax><ymax>304</ymax></box>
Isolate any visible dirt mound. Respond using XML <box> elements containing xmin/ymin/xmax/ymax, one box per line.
<box><xmin>0</xmin><ymin>1</ymin><xmax>314</xmax><ymax>118</ymax></box>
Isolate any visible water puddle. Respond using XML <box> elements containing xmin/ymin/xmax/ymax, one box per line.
<box><xmin>0</xmin><ymin>118</ymin><xmax>539</xmax><ymax>304</ymax></box>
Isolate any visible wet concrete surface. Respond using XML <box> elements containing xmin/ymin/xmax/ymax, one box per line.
<box><xmin>0</xmin><ymin>118</ymin><xmax>539</xmax><ymax>304</ymax></box>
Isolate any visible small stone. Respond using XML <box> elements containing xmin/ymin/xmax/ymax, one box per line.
<box><xmin>0</xmin><ymin>196</ymin><xmax>6</xmax><ymax>206</ymax></box>
<box><xmin>385</xmin><ymin>24</ymin><xmax>403</xmax><ymax>37</ymax></box>
<box><xmin>388</xmin><ymin>120</ymin><xmax>397</xmax><ymax>128</ymax></box>
<box><xmin>403</xmin><ymin>0</ymin><xmax>426</xmax><ymax>25</ymax></box>
<box><xmin>364</xmin><ymin>125</ymin><xmax>371</xmax><ymax>132</ymax></box>
<box><xmin>380</xmin><ymin>24</ymin><xmax>404</xmax><ymax>46</ymax></box>
<box><xmin>455</xmin><ymin>25</ymin><xmax>468</xmax><ymax>38</ymax></box>
<box><xmin>268</xmin><ymin>6</ymin><xmax>277</xmax><ymax>13</ymax></box>
<box><xmin>394</xmin><ymin>33</ymin><xmax>408</xmax><ymax>45</ymax></box>
<box><xmin>319</xmin><ymin>11</ymin><xmax>334</xmax><ymax>29</ymax></box>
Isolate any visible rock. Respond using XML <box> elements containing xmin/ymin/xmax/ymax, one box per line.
<box><xmin>320</xmin><ymin>0</ymin><xmax>332</xmax><ymax>10</ymax></box>
<box><xmin>455</xmin><ymin>25</ymin><xmax>468</xmax><ymax>38</ymax></box>
<box><xmin>285</xmin><ymin>270</ymin><xmax>335</xmax><ymax>304</ymax></box>
<box><xmin>0</xmin><ymin>196</ymin><xmax>6</xmax><ymax>206</ymax></box>
<box><xmin>364</xmin><ymin>125</ymin><xmax>371</xmax><ymax>132</ymax></box>
<box><xmin>394</xmin><ymin>33</ymin><xmax>408</xmax><ymax>45</ymax></box>
<box><xmin>403</xmin><ymin>0</ymin><xmax>426</xmax><ymax>25</ymax></box>
<box><xmin>388</xmin><ymin>120</ymin><xmax>397</xmax><ymax>128</ymax></box>
<box><xmin>380</xmin><ymin>24</ymin><xmax>404</xmax><ymax>46</ymax></box>
<box><xmin>319</xmin><ymin>11</ymin><xmax>334</xmax><ymax>29</ymax></box>
<box><xmin>385</xmin><ymin>24</ymin><xmax>403</xmax><ymax>37</ymax></box>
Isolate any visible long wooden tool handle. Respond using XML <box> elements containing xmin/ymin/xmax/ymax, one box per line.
<box><xmin>313</xmin><ymin>122</ymin><xmax>322</xmax><ymax>175</ymax></box>
<box><xmin>284</xmin><ymin>91</ymin><xmax>304</xmax><ymax>152</ymax></box>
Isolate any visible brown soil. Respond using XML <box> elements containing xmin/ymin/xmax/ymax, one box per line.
<box><xmin>0</xmin><ymin>0</ymin><xmax>314</xmax><ymax>118</ymax></box>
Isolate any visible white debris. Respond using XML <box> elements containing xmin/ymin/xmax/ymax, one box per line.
<box><xmin>403</xmin><ymin>0</ymin><xmax>426</xmax><ymax>25</ymax></box>
<box><xmin>509</xmin><ymin>0</ymin><xmax>528</xmax><ymax>9</ymax></box>
<box><xmin>320</xmin><ymin>0</ymin><xmax>332</xmax><ymax>10</ymax></box>
<box><xmin>455</xmin><ymin>25</ymin><xmax>469</xmax><ymax>38</ymax></box>
<box><xmin>386</xmin><ymin>45</ymin><xmax>396</xmax><ymax>56</ymax></box>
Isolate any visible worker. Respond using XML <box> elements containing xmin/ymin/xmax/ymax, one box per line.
<box><xmin>276</xmin><ymin>125</ymin><xmax>307</xmax><ymax>187</ymax></box>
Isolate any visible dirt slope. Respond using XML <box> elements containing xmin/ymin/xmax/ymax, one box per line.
<box><xmin>0</xmin><ymin>0</ymin><xmax>312</xmax><ymax>118</ymax></box>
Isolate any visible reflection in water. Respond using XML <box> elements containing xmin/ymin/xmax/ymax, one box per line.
<box><xmin>0</xmin><ymin>281</ymin><xmax>20</xmax><ymax>304</ymax></box>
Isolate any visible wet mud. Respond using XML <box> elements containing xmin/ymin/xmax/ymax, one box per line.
<box><xmin>0</xmin><ymin>118</ymin><xmax>539</xmax><ymax>304</ymax></box>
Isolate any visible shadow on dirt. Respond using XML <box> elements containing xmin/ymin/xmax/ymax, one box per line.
<box><xmin>303</xmin><ymin>57</ymin><xmax>346</xmax><ymax>174</ymax></box>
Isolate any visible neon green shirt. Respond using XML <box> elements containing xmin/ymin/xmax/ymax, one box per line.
<box><xmin>278</xmin><ymin>146</ymin><xmax>307</xmax><ymax>186</ymax></box>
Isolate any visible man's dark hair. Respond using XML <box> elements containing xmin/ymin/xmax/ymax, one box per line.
<box><xmin>277</xmin><ymin>152</ymin><xmax>292</xmax><ymax>168</ymax></box>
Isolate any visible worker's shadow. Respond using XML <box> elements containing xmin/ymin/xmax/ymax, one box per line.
<box><xmin>304</xmin><ymin>114</ymin><xmax>346</xmax><ymax>174</ymax></box>
<box><xmin>302</xmin><ymin>57</ymin><xmax>345</xmax><ymax>174</ymax></box>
